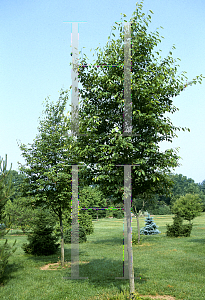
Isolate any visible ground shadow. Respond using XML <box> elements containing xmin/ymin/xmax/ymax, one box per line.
<box><xmin>89</xmin><ymin>236</ymin><xmax>123</xmax><ymax>245</ymax></box>
<box><xmin>0</xmin><ymin>262</ymin><xmax>24</xmax><ymax>286</ymax></box>
<box><xmin>186</xmin><ymin>238</ymin><xmax>205</xmax><ymax>244</ymax></box>
<box><xmin>62</xmin><ymin>257</ymin><xmax>148</xmax><ymax>290</ymax></box>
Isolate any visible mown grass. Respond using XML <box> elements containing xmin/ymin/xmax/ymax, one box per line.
<box><xmin>0</xmin><ymin>213</ymin><xmax>205</xmax><ymax>300</ymax></box>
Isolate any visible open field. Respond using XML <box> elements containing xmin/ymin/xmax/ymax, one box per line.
<box><xmin>0</xmin><ymin>213</ymin><xmax>205</xmax><ymax>300</ymax></box>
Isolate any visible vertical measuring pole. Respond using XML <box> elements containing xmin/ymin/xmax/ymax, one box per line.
<box><xmin>123</xmin><ymin>22</ymin><xmax>132</xmax><ymax>137</ymax></box>
<box><xmin>115</xmin><ymin>22</ymin><xmax>140</xmax><ymax>281</ymax></box>
<box><xmin>70</xmin><ymin>22</ymin><xmax>79</xmax><ymax>137</ymax></box>
<box><xmin>63</xmin><ymin>21</ymin><xmax>88</xmax><ymax>280</ymax></box>
<box><xmin>115</xmin><ymin>164</ymin><xmax>140</xmax><ymax>280</ymax></box>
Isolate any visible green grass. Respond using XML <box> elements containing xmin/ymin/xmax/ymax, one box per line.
<box><xmin>0</xmin><ymin>213</ymin><xmax>205</xmax><ymax>300</ymax></box>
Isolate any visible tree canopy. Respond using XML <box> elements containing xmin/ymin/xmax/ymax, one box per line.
<box><xmin>171</xmin><ymin>193</ymin><xmax>203</xmax><ymax>223</ymax></box>
<box><xmin>69</xmin><ymin>2</ymin><xmax>204</xmax><ymax>207</ymax></box>
<box><xmin>17</xmin><ymin>90</ymin><xmax>94</xmax><ymax>266</ymax></box>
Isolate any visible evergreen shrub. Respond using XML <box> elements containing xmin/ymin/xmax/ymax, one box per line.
<box><xmin>140</xmin><ymin>214</ymin><xmax>161</xmax><ymax>235</ymax></box>
<box><xmin>63</xmin><ymin>225</ymin><xmax>87</xmax><ymax>244</ymax></box>
<box><xmin>53</xmin><ymin>210</ymin><xmax>93</xmax><ymax>244</ymax></box>
<box><xmin>0</xmin><ymin>227</ymin><xmax>17</xmax><ymax>283</ymax></box>
<box><xmin>21</xmin><ymin>209</ymin><xmax>60</xmax><ymax>256</ymax></box>
<box><xmin>166</xmin><ymin>214</ymin><xmax>193</xmax><ymax>237</ymax></box>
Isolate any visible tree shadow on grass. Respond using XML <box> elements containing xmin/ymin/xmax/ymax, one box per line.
<box><xmin>0</xmin><ymin>262</ymin><xmax>24</xmax><ymax>286</ymax></box>
<box><xmin>186</xmin><ymin>238</ymin><xmax>205</xmax><ymax>244</ymax></box>
<box><xmin>62</xmin><ymin>257</ymin><xmax>148</xmax><ymax>290</ymax></box>
<box><xmin>24</xmin><ymin>248</ymin><xmax>148</xmax><ymax>291</ymax></box>
<box><xmin>89</xmin><ymin>236</ymin><xmax>123</xmax><ymax>245</ymax></box>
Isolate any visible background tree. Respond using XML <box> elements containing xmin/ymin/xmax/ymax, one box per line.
<box><xmin>158</xmin><ymin>173</ymin><xmax>205</xmax><ymax>208</ymax></box>
<box><xmin>17</xmin><ymin>90</ymin><xmax>93</xmax><ymax>267</ymax></box>
<box><xmin>69</xmin><ymin>1</ymin><xmax>204</xmax><ymax>297</ymax></box>
<box><xmin>2</xmin><ymin>196</ymin><xmax>57</xmax><ymax>234</ymax></box>
<box><xmin>79</xmin><ymin>185</ymin><xmax>107</xmax><ymax>220</ymax></box>
<box><xmin>171</xmin><ymin>193</ymin><xmax>203</xmax><ymax>224</ymax></box>
<box><xmin>0</xmin><ymin>170</ymin><xmax>26</xmax><ymax>203</ymax></box>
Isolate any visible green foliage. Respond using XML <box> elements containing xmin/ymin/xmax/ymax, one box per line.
<box><xmin>166</xmin><ymin>214</ymin><xmax>192</xmax><ymax>237</ymax></box>
<box><xmin>132</xmin><ymin>231</ymin><xmax>145</xmax><ymax>246</ymax></box>
<box><xmin>166</xmin><ymin>174</ymin><xmax>205</xmax><ymax>208</ymax></box>
<box><xmin>171</xmin><ymin>193</ymin><xmax>203</xmax><ymax>222</ymax></box>
<box><xmin>0</xmin><ymin>170</ymin><xmax>26</xmax><ymax>203</ymax></box>
<box><xmin>0</xmin><ymin>228</ymin><xmax>17</xmax><ymax>283</ymax></box>
<box><xmin>60</xmin><ymin>225</ymin><xmax>87</xmax><ymax>244</ymax></box>
<box><xmin>52</xmin><ymin>205</ymin><xmax>94</xmax><ymax>244</ymax></box>
<box><xmin>0</xmin><ymin>155</ymin><xmax>13</xmax><ymax>221</ymax></box>
<box><xmin>17</xmin><ymin>90</ymin><xmax>89</xmax><ymax>264</ymax></box>
<box><xmin>2</xmin><ymin>197</ymin><xmax>39</xmax><ymax>233</ymax></box>
<box><xmin>78</xmin><ymin>210</ymin><xmax>94</xmax><ymax>235</ymax></box>
<box><xmin>148</xmin><ymin>204</ymin><xmax>171</xmax><ymax>215</ymax></box>
<box><xmin>0</xmin><ymin>154</ymin><xmax>17</xmax><ymax>283</ymax></box>
<box><xmin>103</xmin><ymin>290</ymin><xmax>144</xmax><ymax>299</ymax></box>
<box><xmin>21</xmin><ymin>208</ymin><xmax>60</xmax><ymax>256</ymax></box>
<box><xmin>79</xmin><ymin>185</ymin><xmax>107</xmax><ymax>220</ymax></box>
<box><xmin>113</xmin><ymin>207</ymin><xmax>124</xmax><ymax>219</ymax></box>
<box><xmin>70</xmin><ymin>0</ymin><xmax>204</xmax><ymax>211</ymax></box>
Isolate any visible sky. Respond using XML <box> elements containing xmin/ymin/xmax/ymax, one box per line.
<box><xmin>0</xmin><ymin>0</ymin><xmax>205</xmax><ymax>185</ymax></box>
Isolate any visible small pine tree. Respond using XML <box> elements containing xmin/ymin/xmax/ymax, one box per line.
<box><xmin>0</xmin><ymin>155</ymin><xmax>17</xmax><ymax>284</ymax></box>
<box><xmin>166</xmin><ymin>214</ymin><xmax>193</xmax><ymax>237</ymax></box>
<box><xmin>21</xmin><ymin>208</ymin><xmax>60</xmax><ymax>256</ymax></box>
<box><xmin>140</xmin><ymin>213</ymin><xmax>161</xmax><ymax>235</ymax></box>
<box><xmin>0</xmin><ymin>225</ymin><xmax>17</xmax><ymax>283</ymax></box>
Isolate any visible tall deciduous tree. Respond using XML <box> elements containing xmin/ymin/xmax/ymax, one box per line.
<box><xmin>69</xmin><ymin>1</ymin><xmax>204</xmax><ymax>297</ymax></box>
<box><xmin>17</xmin><ymin>90</ymin><xmax>87</xmax><ymax>266</ymax></box>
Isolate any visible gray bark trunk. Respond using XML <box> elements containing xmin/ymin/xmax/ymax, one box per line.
<box><xmin>59</xmin><ymin>211</ymin><xmax>65</xmax><ymax>267</ymax></box>
<box><xmin>137</xmin><ymin>213</ymin><xmax>140</xmax><ymax>244</ymax></box>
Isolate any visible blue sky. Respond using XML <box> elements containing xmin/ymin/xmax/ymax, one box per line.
<box><xmin>0</xmin><ymin>0</ymin><xmax>204</xmax><ymax>184</ymax></box>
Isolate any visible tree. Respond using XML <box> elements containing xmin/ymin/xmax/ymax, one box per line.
<box><xmin>0</xmin><ymin>170</ymin><xmax>26</xmax><ymax>203</ymax></box>
<box><xmin>166</xmin><ymin>173</ymin><xmax>203</xmax><ymax>206</ymax></box>
<box><xmin>21</xmin><ymin>206</ymin><xmax>60</xmax><ymax>256</ymax></box>
<box><xmin>171</xmin><ymin>193</ymin><xmax>203</xmax><ymax>224</ymax></box>
<box><xmin>2</xmin><ymin>196</ymin><xmax>57</xmax><ymax>234</ymax></box>
<box><xmin>79</xmin><ymin>185</ymin><xmax>107</xmax><ymax>221</ymax></box>
<box><xmin>140</xmin><ymin>213</ymin><xmax>161</xmax><ymax>235</ymax></box>
<box><xmin>132</xmin><ymin>193</ymin><xmax>159</xmax><ymax>244</ymax></box>
<box><xmin>0</xmin><ymin>155</ymin><xmax>14</xmax><ymax>221</ymax></box>
<box><xmin>69</xmin><ymin>1</ymin><xmax>204</xmax><ymax>297</ymax></box>
<box><xmin>0</xmin><ymin>155</ymin><xmax>17</xmax><ymax>284</ymax></box>
<box><xmin>166</xmin><ymin>214</ymin><xmax>193</xmax><ymax>237</ymax></box>
<box><xmin>17</xmin><ymin>90</ymin><xmax>91</xmax><ymax>267</ymax></box>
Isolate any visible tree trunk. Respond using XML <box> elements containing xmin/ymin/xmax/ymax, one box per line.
<box><xmin>59</xmin><ymin>211</ymin><xmax>65</xmax><ymax>267</ymax></box>
<box><xmin>124</xmin><ymin>166</ymin><xmax>135</xmax><ymax>299</ymax></box>
<box><xmin>137</xmin><ymin>213</ymin><xmax>141</xmax><ymax>244</ymax></box>
<box><xmin>127</xmin><ymin>208</ymin><xmax>135</xmax><ymax>298</ymax></box>
<box><xmin>97</xmin><ymin>209</ymin><xmax>98</xmax><ymax>221</ymax></box>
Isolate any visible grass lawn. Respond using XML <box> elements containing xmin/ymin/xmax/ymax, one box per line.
<box><xmin>0</xmin><ymin>213</ymin><xmax>205</xmax><ymax>300</ymax></box>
